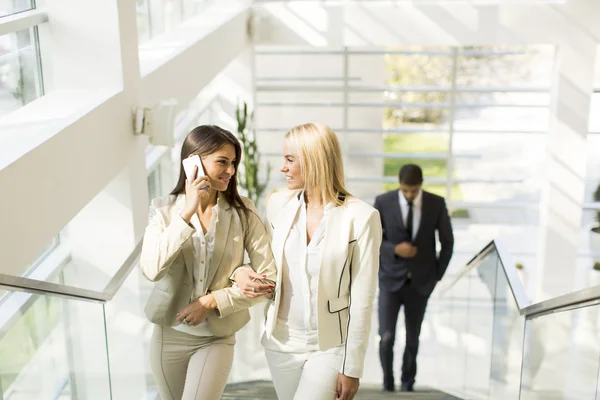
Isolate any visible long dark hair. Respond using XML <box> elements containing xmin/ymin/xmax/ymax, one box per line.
<box><xmin>171</xmin><ymin>125</ymin><xmax>249</xmax><ymax>220</ymax></box>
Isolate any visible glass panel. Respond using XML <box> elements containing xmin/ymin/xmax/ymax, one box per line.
<box><xmin>520</xmin><ymin>306</ymin><xmax>600</xmax><ymax>399</ymax></box>
<box><xmin>0</xmin><ymin>0</ymin><xmax>34</xmax><ymax>18</ymax></box>
<box><xmin>0</xmin><ymin>27</ymin><xmax>43</xmax><ymax>118</ymax></box>
<box><xmin>455</xmin><ymin>45</ymin><xmax>554</xmax><ymax>88</ymax></box>
<box><xmin>452</xmin><ymin>181</ymin><xmax>541</xmax><ymax>203</ymax></box>
<box><xmin>489</xmin><ymin>257</ymin><xmax>526</xmax><ymax>398</ymax></box>
<box><xmin>136</xmin><ymin>0</ymin><xmax>151</xmax><ymax>44</ymax></box>
<box><xmin>0</xmin><ymin>289</ymin><xmax>111</xmax><ymax>399</ymax></box>
<box><xmin>147</xmin><ymin>166</ymin><xmax>162</xmax><ymax>201</ymax></box>
<box><xmin>385</xmin><ymin>47</ymin><xmax>453</xmax><ymax>88</ymax></box>
<box><xmin>138</xmin><ymin>0</ymin><xmax>188</xmax><ymax>44</ymax></box>
<box><xmin>463</xmin><ymin>249</ymin><xmax>496</xmax><ymax>398</ymax></box>
<box><xmin>432</xmin><ymin>265</ymin><xmax>472</xmax><ymax>394</ymax></box>
<box><xmin>104</xmin><ymin>263</ymin><xmax>155</xmax><ymax>399</ymax></box>
<box><xmin>433</xmin><ymin>244</ymin><xmax>527</xmax><ymax>399</ymax></box>
<box><xmin>453</xmin><ymin>106</ymin><xmax>549</xmax><ymax>132</ymax></box>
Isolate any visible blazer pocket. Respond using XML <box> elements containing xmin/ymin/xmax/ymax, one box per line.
<box><xmin>328</xmin><ymin>295</ymin><xmax>350</xmax><ymax>313</ymax></box>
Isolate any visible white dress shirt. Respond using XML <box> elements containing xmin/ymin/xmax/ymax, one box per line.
<box><xmin>268</xmin><ymin>196</ymin><xmax>333</xmax><ymax>351</ymax></box>
<box><xmin>399</xmin><ymin>189</ymin><xmax>423</xmax><ymax>240</ymax></box>
<box><xmin>172</xmin><ymin>203</ymin><xmax>219</xmax><ymax>336</ymax></box>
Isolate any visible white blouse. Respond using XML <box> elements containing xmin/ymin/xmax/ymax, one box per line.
<box><xmin>172</xmin><ymin>203</ymin><xmax>219</xmax><ymax>336</ymax></box>
<box><xmin>271</xmin><ymin>196</ymin><xmax>334</xmax><ymax>350</ymax></box>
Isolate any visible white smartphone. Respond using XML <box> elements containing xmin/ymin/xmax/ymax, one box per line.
<box><xmin>182</xmin><ymin>155</ymin><xmax>209</xmax><ymax>189</ymax></box>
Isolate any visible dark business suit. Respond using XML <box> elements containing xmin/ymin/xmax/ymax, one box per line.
<box><xmin>374</xmin><ymin>190</ymin><xmax>454</xmax><ymax>389</ymax></box>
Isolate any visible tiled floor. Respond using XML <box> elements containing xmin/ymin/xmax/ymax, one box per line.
<box><xmin>221</xmin><ymin>380</ymin><xmax>461</xmax><ymax>400</ymax></box>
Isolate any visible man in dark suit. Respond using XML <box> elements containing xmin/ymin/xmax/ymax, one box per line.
<box><xmin>374</xmin><ymin>164</ymin><xmax>454</xmax><ymax>392</ymax></box>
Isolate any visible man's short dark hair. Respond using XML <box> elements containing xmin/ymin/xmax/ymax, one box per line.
<box><xmin>399</xmin><ymin>164</ymin><xmax>423</xmax><ymax>185</ymax></box>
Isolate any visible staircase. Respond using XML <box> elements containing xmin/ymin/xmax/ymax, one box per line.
<box><xmin>222</xmin><ymin>381</ymin><xmax>461</xmax><ymax>399</ymax></box>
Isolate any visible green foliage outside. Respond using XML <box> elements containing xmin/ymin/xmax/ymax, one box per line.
<box><xmin>381</xmin><ymin>133</ymin><xmax>468</xmax><ymax>219</ymax></box>
<box><xmin>384</xmin><ymin>45</ymin><xmax>534</xmax><ymax>125</ymax></box>
<box><xmin>594</xmin><ymin>184</ymin><xmax>600</xmax><ymax>226</ymax></box>
<box><xmin>236</xmin><ymin>102</ymin><xmax>271</xmax><ymax>206</ymax></box>
<box><xmin>0</xmin><ymin>295</ymin><xmax>62</xmax><ymax>391</ymax></box>
<box><xmin>381</xmin><ymin>45</ymin><xmax>536</xmax><ymax>219</ymax></box>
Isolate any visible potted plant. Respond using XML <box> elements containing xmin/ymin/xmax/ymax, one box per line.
<box><xmin>236</xmin><ymin>102</ymin><xmax>271</xmax><ymax>208</ymax></box>
<box><xmin>592</xmin><ymin>184</ymin><xmax>600</xmax><ymax>234</ymax></box>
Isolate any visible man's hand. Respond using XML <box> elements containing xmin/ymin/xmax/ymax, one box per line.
<box><xmin>337</xmin><ymin>374</ymin><xmax>359</xmax><ymax>400</ymax></box>
<box><xmin>394</xmin><ymin>242</ymin><xmax>417</xmax><ymax>258</ymax></box>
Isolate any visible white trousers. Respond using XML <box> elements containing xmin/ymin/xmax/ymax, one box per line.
<box><xmin>265</xmin><ymin>347</ymin><xmax>344</xmax><ymax>400</ymax></box>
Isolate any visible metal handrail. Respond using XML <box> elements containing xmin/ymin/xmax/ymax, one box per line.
<box><xmin>441</xmin><ymin>239</ymin><xmax>600</xmax><ymax>320</ymax></box>
<box><xmin>522</xmin><ymin>285</ymin><xmax>600</xmax><ymax>319</ymax></box>
<box><xmin>439</xmin><ymin>240</ymin><xmax>530</xmax><ymax>310</ymax></box>
<box><xmin>0</xmin><ymin>240</ymin><xmax>143</xmax><ymax>303</ymax></box>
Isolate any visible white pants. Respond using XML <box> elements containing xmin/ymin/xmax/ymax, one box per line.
<box><xmin>150</xmin><ymin>325</ymin><xmax>235</xmax><ymax>400</ymax></box>
<box><xmin>265</xmin><ymin>347</ymin><xmax>344</xmax><ymax>400</ymax></box>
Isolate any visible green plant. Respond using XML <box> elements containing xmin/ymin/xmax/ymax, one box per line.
<box><xmin>593</xmin><ymin>261</ymin><xmax>600</xmax><ymax>271</ymax></box>
<box><xmin>594</xmin><ymin>184</ymin><xmax>600</xmax><ymax>228</ymax></box>
<box><xmin>236</xmin><ymin>102</ymin><xmax>271</xmax><ymax>205</ymax></box>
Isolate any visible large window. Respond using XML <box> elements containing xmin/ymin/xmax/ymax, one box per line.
<box><xmin>0</xmin><ymin>27</ymin><xmax>43</xmax><ymax>118</ymax></box>
<box><xmin>255</xmin><ymin>45</ymin><xmax>556</xmax><ymax>276</ymax></box>
<box><xmin>0</xmin><ymin>0</ymin><xmax>34</xmax><ymax>18</ymax></box>
<box><xmin>382</xmin><ymin>46</ymin><xmax>553</xmax><ymax>216</ymax></box>
<box><xmin>136</xmin><ymin>0</ymin><xmax>215</xmax><ymax>45</ymax></box>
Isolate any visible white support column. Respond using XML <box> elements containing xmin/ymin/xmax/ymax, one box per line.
<box><xmin>536</xmin><ymin>39</ymin><xmax>597</xmax><ymax>300</ymax></box>
<box><xmin>40</xmin><ymin>0</ymin><xmax>150</xmax><ymax>398</ymax></box>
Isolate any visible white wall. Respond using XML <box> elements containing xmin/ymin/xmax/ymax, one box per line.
<box><xmin>0</xmin><ymin>1</ymin><xmax>251</xmax><ymax>276</ymax></box>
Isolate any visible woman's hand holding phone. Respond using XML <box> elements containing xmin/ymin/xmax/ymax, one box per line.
<box><xmin>180</xmin><ymin>157</ymin><xmax>211</xmax><ymax>223</ymax></box>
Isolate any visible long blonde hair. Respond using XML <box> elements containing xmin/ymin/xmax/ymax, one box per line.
<box><xmin>284</xmin><ymin>122</ymin><xmax>351</xmax><ymax>206</ymax></box>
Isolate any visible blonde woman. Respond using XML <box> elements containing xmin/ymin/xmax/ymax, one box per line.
<box><xmin>235</xmin><ymin>122</ymin><xmax>382</xmax><ymax>400</ymax></box>
<box><xmin>140</xmin><ymin>125</ymin><xmax>277</xmax><ymax>400</ymax></box>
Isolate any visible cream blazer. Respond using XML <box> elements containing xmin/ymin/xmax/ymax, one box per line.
<box><xmin>140</xmin><ymin>194</ymin><xmax>277</xmax><ymax>337</ymax></box>
<box><xmin>263</xmin><ymin>190</ymin><xmax>382</xmax><ymax>378</ymax></box>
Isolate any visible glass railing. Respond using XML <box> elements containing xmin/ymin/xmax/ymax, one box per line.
<box><xmin>0</xmin><ymin>241</ymin><xmax>152</xmax><ymax>400</ymax></box>
<box><xmin>434</xmin><ymin>240</ymin><xmax>600</xmax><ymax>399</ymax></box>
<box><xmin>5</xmin><ymin>236</ymin><xmax>600</xmax><ymax>399</ymax></box>
<box><xmin>0</xmin><ymin>289</ymin><xmax>112</xmax><ymax>399</ymax></box>
<box><xmin>432</xmin><ymin>241</ymin><xmax>529</xmax><ymax>399</ymax></box>
<box><xmin>518</xmin><ymin>285</ymin><xmax>600</xmax><ymax>399</ymax></box>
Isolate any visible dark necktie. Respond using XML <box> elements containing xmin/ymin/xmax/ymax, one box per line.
<box><xmin>406</xmin><ymin>202</ymin><xmax>414</xmax><ymax>242</ymax></box>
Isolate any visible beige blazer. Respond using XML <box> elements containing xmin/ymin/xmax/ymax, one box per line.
<box><xmin>263</xmin><ymin>190</ymin><xmax>382</xmax><ymax>378</ymax></box>
<box><xmin>140</xmin><ymin>194</ymin><xmax>277</xmax><ymax>337</ymax></box>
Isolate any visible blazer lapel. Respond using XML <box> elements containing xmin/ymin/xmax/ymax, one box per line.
<box><xmin>391</xmin><ymin>190</ymin><xmax>405</xmax><ymax>231</ymax></box>
<box><xmin>206</xmin><ymin>196</ymin><xmax>232</xmax><ymax>288</ymax></box>
<box><xmin>320</xmin><ymin>204</ymin><xmax>352</xmax><ymax>294</ymax></box>
<box><xmin>413</xmin><ymin>191</ymin><xmax>427</xmax><ymax>243</ymax></box>
<box><xmin>272</xmin><ymin>191</ymin><xmax>302</xmax><ymax>274</ymax></box>
<box><xmin>174</xmin><ymin>194</ymin><xmax>195</xmax><ymax>282</ymax></box>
